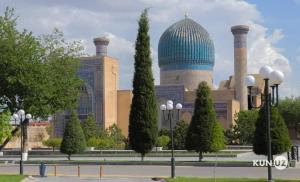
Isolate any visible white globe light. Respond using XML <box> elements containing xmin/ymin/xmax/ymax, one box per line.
<box><xmin>245</xmin><ymin>75</ymin><xmax>256</xmax><ymax>87</ymax></box>
<box><xmin>167</xmin><ymin>103</ymin><xmax>173</xmax><ymax>110</ymax></box>
<box><xmin>167</xmin><ymin>100</ymin><xmax>173</xmax><ymax>106</ymax></box>
<box><xmin>270</xmin><ymin>70</ymin><xmax>284</xmax><ymax>85</ymax></box>
<box><xmin>25</xmin><ymin>114</ymin><xmax>32</xmax><ymax>119</ymax></box>
<box><xmin>13</xmin><ymin>113</ymin><xmax>19</xmax><ymax>120</ymax></box>
<box><xmin>176</xmin><ymin>103</ymin><xmax>182</xmax><ymax>110</ymax></box>
<box><xmin>160</xmin><ymin>104</ymin><xmax>167</xmax><ymax>111</ymax></box>
<box><xmin>259</xmin><ymin>65</ymin><xmax>273</xmax><ymax>79</ymax></box>
<box><xmin>17</xmin><ymin>109</ymin><xmax>25</xmax><ymax>116</ymax></box>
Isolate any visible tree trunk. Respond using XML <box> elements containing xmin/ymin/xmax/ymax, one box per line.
<box><xmin>141</xmin><ymin>153</ymin><xmax>145</xmax><ymax>161</ymax></box>
<box><xmin>52</xmin><ymin>147</ymin><xmax>55</xmax><ymax>152</ymax></box>
<box><xmin>199</xmin><ymin>151</ymin><xmax>203</xmax><ymax>162</ymax></box>
<box><xmin>68</xmin><ymin>154</ymin><xmax>71</xmax><ymax>160</ymax></box>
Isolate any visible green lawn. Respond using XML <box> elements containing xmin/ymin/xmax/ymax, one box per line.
<box><xmin>0</xmin><ymin>175</ymin><xmax>26</xmax><ymax>182</ymax></box>
<box><xmin>166</xmin><ymin>177</ymin><xmax>300</xmax><ymax>182</ymax></box>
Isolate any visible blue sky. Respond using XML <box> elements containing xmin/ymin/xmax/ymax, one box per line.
<box><xmin>0</xmin><ymin>0</ymin><xmax>299</xmax><ymax>97</ymax></box>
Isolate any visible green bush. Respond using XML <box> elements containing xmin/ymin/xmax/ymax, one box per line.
<box><xmin>86</xmin><ymin>137</ymin><xmax>98</xmax><ymax>147</ymax></box>
<box><xmin>157</xmin><ymin>135</ymin><xmax>170</xmax><ymax>149</ymax></box>
<box><xmin>60</xmin><ymin>111</ymin><xmax>86</xmax><ymax>160</ymax></box>
<box><xmin>42</xmin><ymin>138</ymin><xmax>62</xmax><ymax>151</ymax></box>
<box><xmin>96</xmin><ymin>138</ymin><xmax>115</xmax><ymax>150</ymax></box>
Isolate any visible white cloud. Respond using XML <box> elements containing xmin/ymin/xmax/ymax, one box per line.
<box><xmin>0</xmin><ymin>0</ymin><xmax>295</xmax><ymax>95</ymax></box>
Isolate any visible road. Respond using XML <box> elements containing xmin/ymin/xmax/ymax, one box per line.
<box><xmin>1</xmin><ymin>165</ymin><xmax>300</xmax><ymax>180</ymax></box>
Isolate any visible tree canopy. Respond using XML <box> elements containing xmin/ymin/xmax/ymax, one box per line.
<box><xmin>0</xmin><ymin>7</ymin><xmax>82</xmax><ymax>117</ymax></box>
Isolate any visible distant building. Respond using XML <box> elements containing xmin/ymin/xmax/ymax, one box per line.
<box><xmin>54</xmin><ymin>17</ymin><xmax>264</xmax><ymax>137</ymax></box>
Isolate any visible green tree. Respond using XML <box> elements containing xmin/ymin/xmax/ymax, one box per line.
<box><xmin>128</xmin><ymin>9</ymin><xmax>158</xmax><ymax>161</ymax></box>
<box><xmin>42</xmin><ymin>138</ymin><xmax>62</xmax><ymax>152</ymax></box>
<box><xmin>0</xmin><ymin>111</ymin><xmax>12</xmax><ymax>144</ymax></box>
<box><xmin>0</xmin><ymin>8</ymin><xmax>82</xmax><ymax>150</ymax></box>
<box><xmin>60</xmin><ymin>111</ymin><xmax>86</xmax><ymax>160</ymax></box>
<box><xmin>185</xmin><ymin>82</ymin><xmax>225</xmax><ymax>161</ymax></box>
<box><xmin>173</xmin><ymin>120</ymin><xmax>189</xmax><ymax>150</ymax></box>
<box><xmin>81</xmin><ymin>113</ymin><xmax>99</xmax><ymax>141</ymax></box>
<box><xmin>253</xmin><ymin>107</ymin><xmax>291</xmax><ymax>155</ymax></box>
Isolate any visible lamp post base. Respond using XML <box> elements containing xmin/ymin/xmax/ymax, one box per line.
<box><xmin>22</xmin><ymin>152</ymin><xmax>28</xmax><ymax>161</ymax></box>
<box><xmin>171</xmin><ymin>157</ymin><xmax>175</xmax><ymax>178</ymax></box>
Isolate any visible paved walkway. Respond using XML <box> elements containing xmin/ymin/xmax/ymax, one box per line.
<box><xmin>2</xmin><ymin>165</ymin><xmax>300</xmax><ymax>180</ymax></box>
<box><xmin>23</xmin><ymin>176</ymin><xmax>154</xmax><ymax>182</ymax></box>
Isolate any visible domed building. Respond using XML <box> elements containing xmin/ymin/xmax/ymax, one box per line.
<box><xmin>54</xmin><ymin>17</ymin><xmax>266</xmax><ymax>138</ymax></box>
<box><xmin>158</xmin><ymin>18</ymin><xmax>215</xmax><ymax>90</ymax></box>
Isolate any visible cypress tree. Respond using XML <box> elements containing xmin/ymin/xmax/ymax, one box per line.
<box><xmin>253</xmin><ymin>106</ymin><xmax>291</xmax><ymax>155</ymax></box>
<box><xmin>60</xmin><ymin>111</ymin><xmax>86</xmax><ymax>160</ymax></box>
<box><xmin>81</xmin><ymin>113</ymin><xmax>99</xmax><ymax>141</ymax></box>
<box><xmin>129</xmin><ymin>9</ymin><xmax>158</xmax><ymax>161</ymax></box>
<box><xmin>185</xmin><ymin>82</ymin><xmax>225</xmax><ymax>161</ymax></box>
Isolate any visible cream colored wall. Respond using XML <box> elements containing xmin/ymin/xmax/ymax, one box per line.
<box><xmin>103</xmin><ymin>56</ymin><xmax>119</xmax><ymax>128</ymax></box>
<box><xmin>160</xmin><ymin>70</ymin><xmax>213</xmax><ymax>90</ymax></box>
<box><xmin>5</xmin><ymin>124</ymin><xmax>50</xmax><ymax>149</ymax></box>
<box><xmin>117</xmin><ymin>90</ymin><xmax>133</xmax><ymax>137</ymax></box>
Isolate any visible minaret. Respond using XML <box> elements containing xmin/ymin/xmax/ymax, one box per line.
<box><xmin>93</xmin><ymin>37</ymin><xmax>109</xmax><ymax>56</ymax></box>
<box><xmin>231</xmin><ymin>25</ymin><xmax>249</xmax><ymax>111</ymax></box>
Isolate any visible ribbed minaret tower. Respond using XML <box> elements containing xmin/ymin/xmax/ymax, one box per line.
<box><xmin>93</xmin><ymin>37</ymin><xmax>109</xmax><ymax>56</ymax></box>
<box><xmin>231</xmin><ymin>25</ymin><xmax>249</xmax><ymax>111</ymax></box>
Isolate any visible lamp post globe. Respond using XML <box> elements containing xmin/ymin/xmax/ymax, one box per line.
<box><xmin>167</xmin><ymin>103</ymin><xmax>174</xmax><ymax>110</ymax></box>
<box><xmin>270</xmin><ymin>70</ymin><xmax>284</xmax><ymax>85</ymax></box>
<box><xmin>175</xmin><ymin>103</ymin><xmax>182</xmax><ymax>110</ymax></box>
<box><xmin>245</xmin><ymin>75</ymin><xmax>256</xmax><ymax>87</ymax></box>
<box><xmin>25</xmin><ymin>114</ymin><xmax>32</xmax><ymax>120</ymax></box>
<box><xmin>13</xmin><ymin>113</ymin><xmax>19</xmax><ymax>120</ymax></box>
<box><xmin>259</xmin><ymin>65</ymin><xmax>273</xmax><ymax>79</ymax></box>
<box><xmin>160</xmin><ymin>104</ymin><xmax>167</xmax><ymax>111</ymax></box>
<box><xmin>17</xmin><ymin>109</ymin><xmax>25</xmax><ymax>117</ymax></box>
<box><xmin>167</xmin><ymin>100</ymin><xmax>173</xmax><ymax>106</ymax></box>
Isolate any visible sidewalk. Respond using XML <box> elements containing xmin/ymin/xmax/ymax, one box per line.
<box><xmin>23</xmin><ymin>176</ymin><xmax>155</xmax><ymax>182</ymax></box>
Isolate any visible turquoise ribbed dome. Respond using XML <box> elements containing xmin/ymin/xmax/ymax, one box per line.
<box><xmin>158</xmin><ymin>18</ymin><xmax>215</xmax><ymax>71</ymax></box>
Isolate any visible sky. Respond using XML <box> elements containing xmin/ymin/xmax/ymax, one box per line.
<box><xmin>0</xmin><ymin>0</ymin><xmax>299</xmax><ymax>97</ymax></box>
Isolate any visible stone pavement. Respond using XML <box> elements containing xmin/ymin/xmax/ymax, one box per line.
<box><xmin>23</xmin><ymin>176</ymin><xmax>155</xmax><ymax>182</ymax></box>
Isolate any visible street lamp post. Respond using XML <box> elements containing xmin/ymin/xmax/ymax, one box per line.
<box><xmin>160</xmin><ymin>100</ymin><xmax>182</xmax><ymax>179</ymax></box>
<box><xmin>246</xmin><ymin>65</ymin><xmax>284</xmax><ymax>182</ymax></box>
<box><xmin>13</xmin><ymin>109</ymin><xmax>32</xmax><ymax>175</ymax></box>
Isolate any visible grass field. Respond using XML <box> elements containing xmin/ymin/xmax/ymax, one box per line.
<box><xmin>166</xmin><ymin>178</ymin><xmax>300</xmax><ymax>182</ymax></box>
<box><xmin>0</xmin><ymin>175</ymin><xmax>26</xmax><ymax>182</ymax></box>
